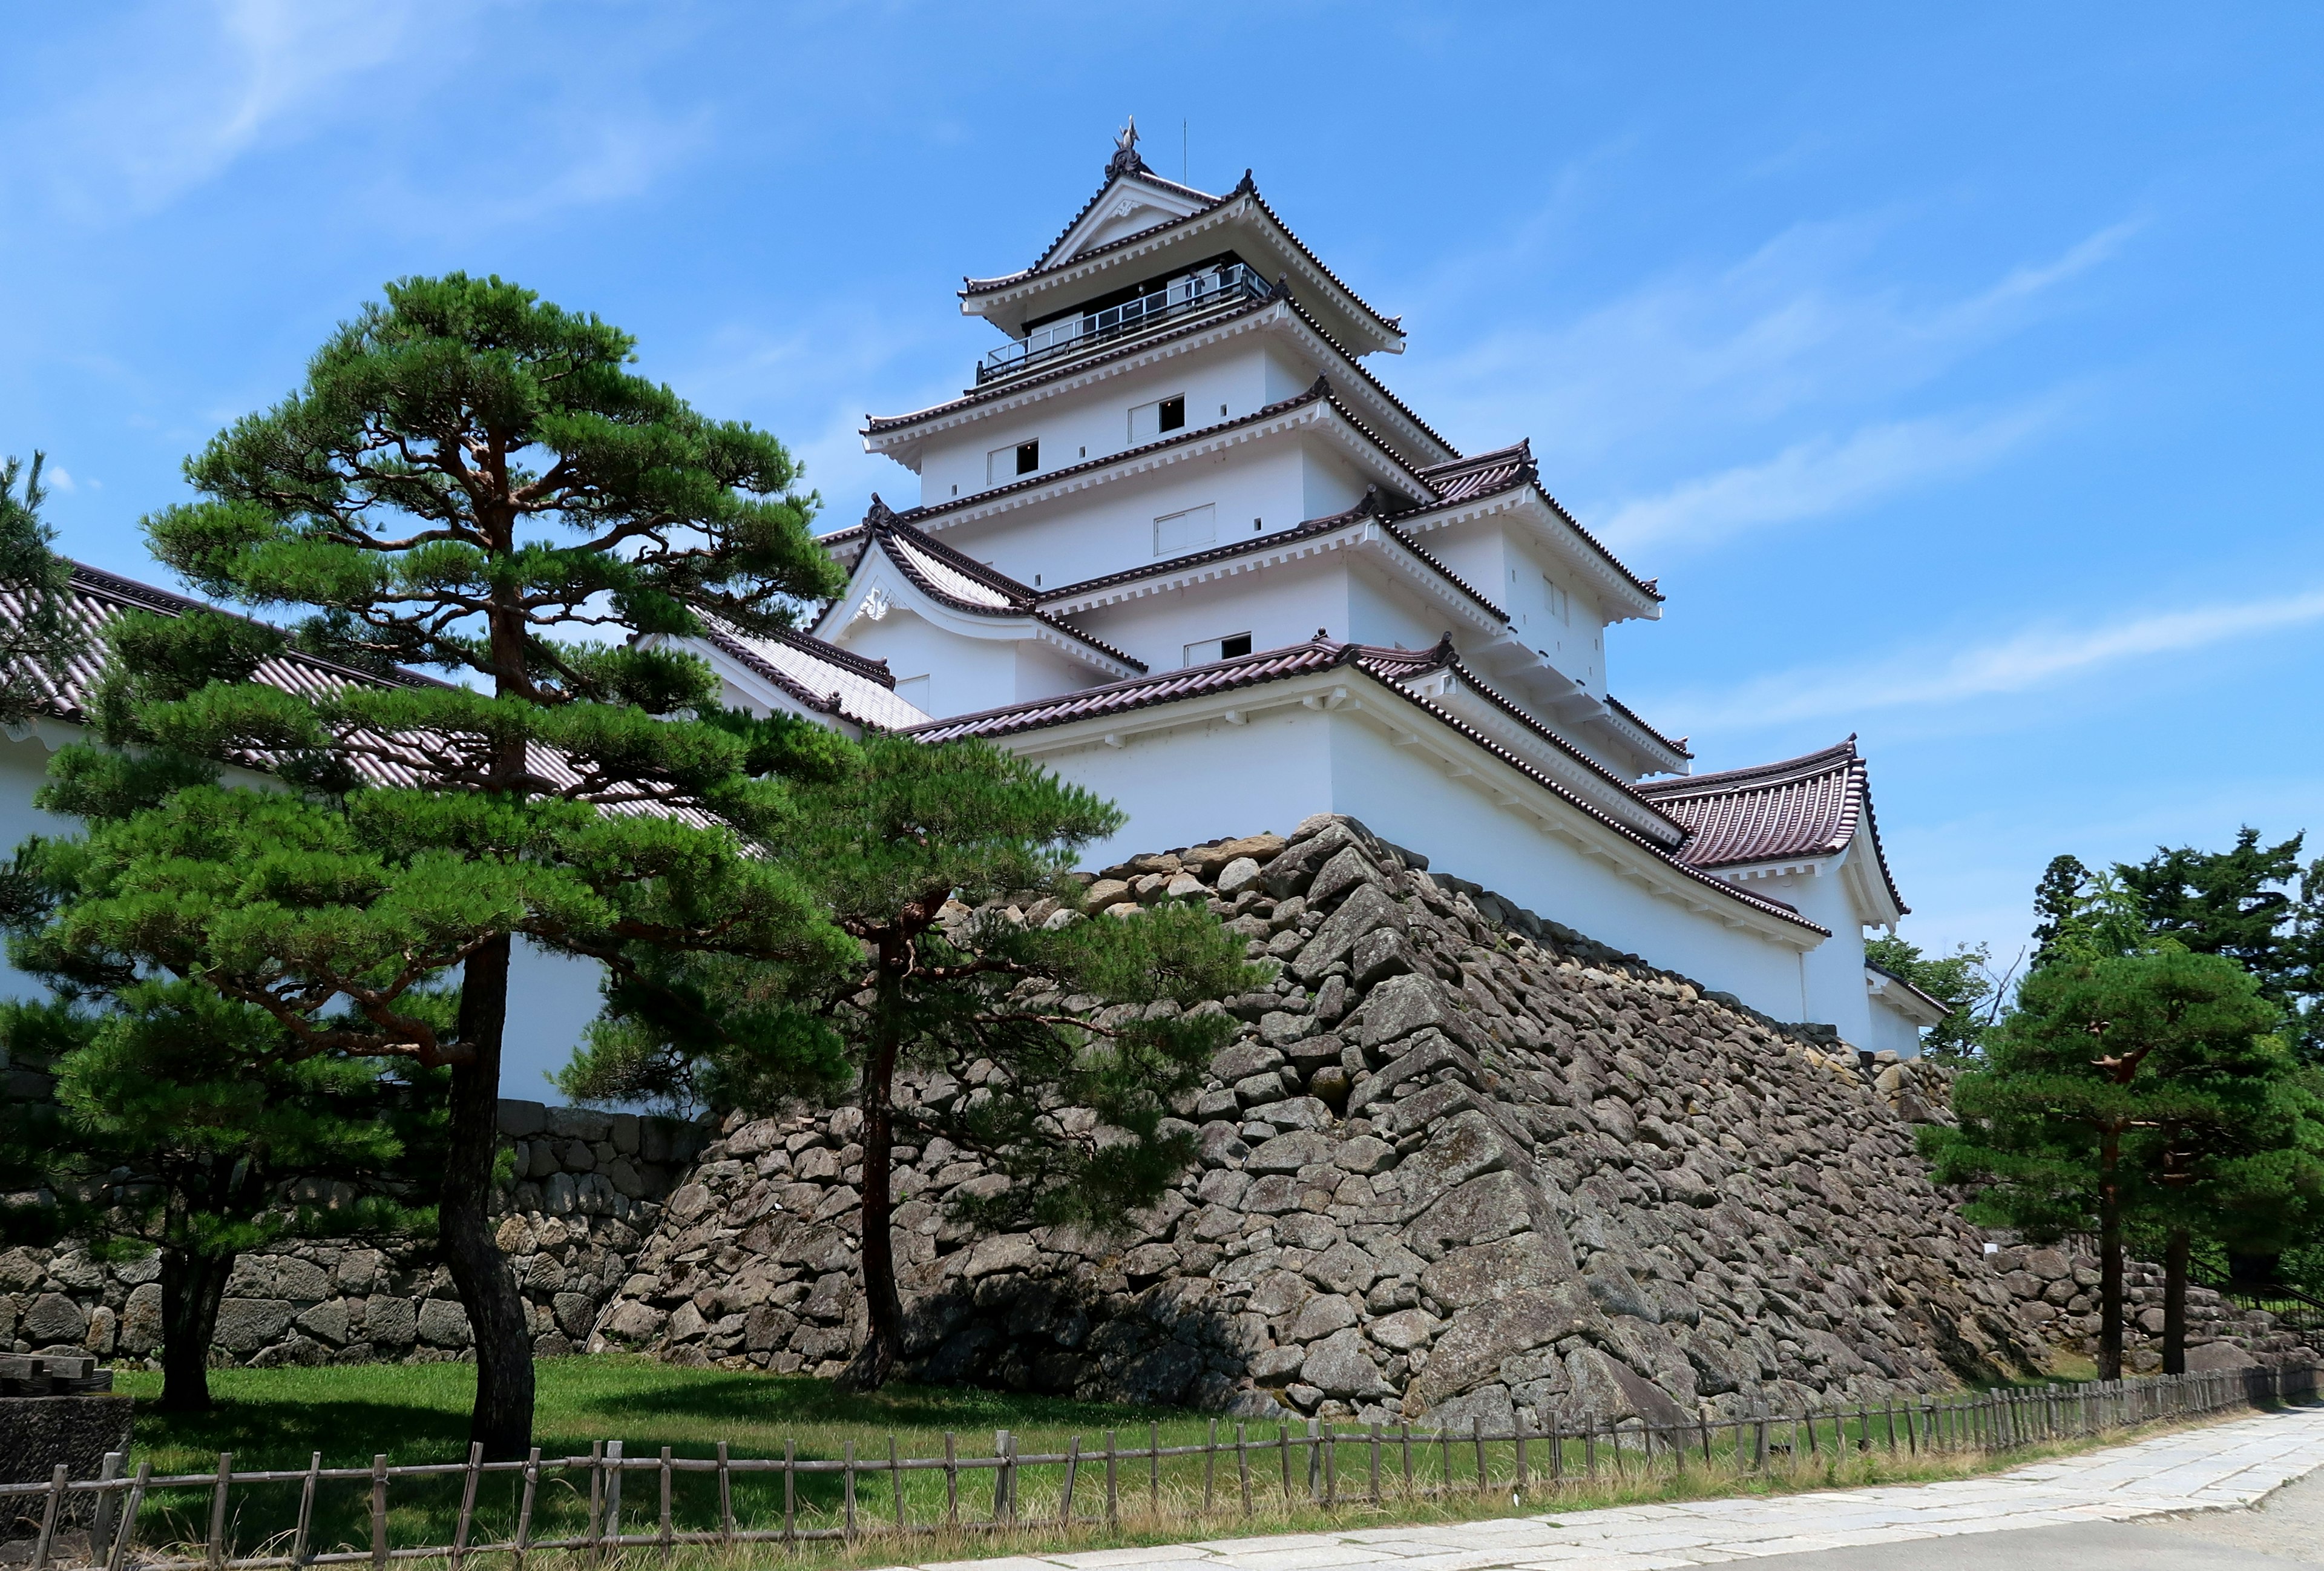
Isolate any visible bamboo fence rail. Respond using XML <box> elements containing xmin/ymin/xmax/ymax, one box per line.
<box><xmin>7</xmin><ymin>1363</ymin><xmax>2314</xmax><ymax>1570</ymax></box>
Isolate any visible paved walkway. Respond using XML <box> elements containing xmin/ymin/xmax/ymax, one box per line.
<box><xmin>903</xmin><ymin>1405</ymin><xmax>2324</xmax><ymax>1571</ymax></box>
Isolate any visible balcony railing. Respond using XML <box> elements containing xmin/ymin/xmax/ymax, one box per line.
<box><xmin>977</xmin><ymin>263</ymin><xmax>1271</xmax><ymax>384</ymax></box>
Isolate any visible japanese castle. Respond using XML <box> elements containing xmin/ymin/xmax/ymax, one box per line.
<box><xmin>684</xmin><ymin>125</ymin><xmax>1942</xmax><ymax>1055</ymax></box>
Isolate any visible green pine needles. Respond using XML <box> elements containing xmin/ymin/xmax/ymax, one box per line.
<box><xmin>24</xmin><ymin>273</ymin><xmax>848</xmax><ymax>1457</ymax></box>
<box><xmin>563</xmin><ymin>733</ymin><xmax>1269</xmax><ymax>1391</ymax></box>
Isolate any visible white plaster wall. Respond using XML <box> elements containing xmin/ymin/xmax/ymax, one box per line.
<box><xmin>928</xmin><ymin>441</ymin><xmax>1313</xmax><ymax>594</ymax></box>
<box><xmin>1069</xmin><ymin>551</ymin><xmax>1443</xmax><ymax>672</ymax></box>
<box><xmin>1320</xmin><ymin>719</ymin><xmax>1813</xmax><ymax>1021</ymax></box>
<box><xmin>0</xmin><ymin>733</ymin><xmax>74</xmax><ymax>1001</ymax></box>
<box><xmin>916</xmin><ymin>343</ymin><xmax>1292</xmax><ymax>506</ymax></box>
<box><xmin>1011</xmin><ymin>708</ymin><xmax>1820</xmax><ymax>1024</ymax></box>
<box><xmin>827</xmin><ymin>608</ymin><xmax>1072</xmax><ymax>720</ymax></box>
<box><xmin>1019</xmin><ymin>704</ymin><xmax>1340</xmax><ymax>870</ymax></box>
<box><xmin>1742</xmin><ymin>865</ymin><xmax>1874</xmax><ymax>1040</ymax></box>
<box><xmin>1861</xmin><ymin>991</ymin><xmax>1926</xmax><ymax>1060</ymax></box>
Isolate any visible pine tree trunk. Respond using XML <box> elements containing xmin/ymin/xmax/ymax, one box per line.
<box><xmin>837</xmin><ymin>1053</ymin><xmax>904</xmax><ymax>1391</ymax></box>
<box><xmin>838</xmin><ymin>949</ymin><xmax>906</xmax><ymax>1394</ymax></box>
<box><xmin>2098</xmin><ymin>1128</ymin><xmax>2125</xmax><ymax>1381</ymax></box>
<box><xmin>442</xmin><ymin>932</ymin><xmax>533</xmax><ymax>1460</ymax></box>
<box><xmin>156</xmin><ymin>1248</ymin><xmax>233</xmax><ymax>1412</ymax></box>
<box><xmin>2162</xmin><ymin>1225</ymin><xmax>2190</xmax><ymax>1375</ymax></box>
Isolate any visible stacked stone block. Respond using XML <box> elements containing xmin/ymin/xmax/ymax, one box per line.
<box><xmin>594</xmin><ymin>814</ymin><xmax>2060</xmax><ymax>1430</ymax></box>
<box><xmin>0</xmin><ymin>1102</ymin><xmax>704</xmax><ymax>1369</ymax></box>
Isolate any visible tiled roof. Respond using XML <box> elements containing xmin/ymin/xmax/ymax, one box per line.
<box><xmin>12</xmin><ymin>564</ymin><xmax>666</xmax><ymax>806</ymax></box>
<box><xmin>906</xmin><ymin>633</ymin><xmax>1826</xmax><ymax>937</ymax></box>
<box><xmin>1419</xmin><ymin>441</ymin><xmax>1536</xmax><ymax>504</ymax></box>
<box><xmin>1604</xmin><ymin>694</ymin><xmax>1691</xmax><ymax>761</ymax></box>
<box><xmin>697</xmin><ymin>620</ymin><xmax>931</xmax><ymax>733</ymax></box>
<box><xmin>963</xmin><ymin>174</ymin><xmax>1404</xmax><ymax>348</ymax></box>
<box><xmin>1391</xmin><ymin>466</ymin><xmax>1663</xmax><ymax>611</ymax></box>
<box><xmin>1036</xmin><ymin>489</ymin><xmax>1509</xmax><ymax>627</ymax></box>
<box><xmin>862</xmin><ymin>291</ymin><xmax>1460</xmax><ymax>466</ymax></box>
<box><xmin>1636</xmin><ymin>737</ymin><xmax>1908</xmax><ymax>915</ymax></box>
<box><xmin>1013</xmin><ymin>165</ymin><xmax>1227</xmax><ymax>282</ymax></box>
<box><xmin>906</xmin><ymin>636</ymin><xmax>1430</xmax><ymax>744</ymax></box>
<box><xmin>848</xmin><ymin>509</ymin><xmax>1147</xmax><ymax>674</ymax></box>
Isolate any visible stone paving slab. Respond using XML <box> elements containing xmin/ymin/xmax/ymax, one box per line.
<box><xmin>872</xmin><ymin>1406</ymin><xmax>2324</xmax><ymax>1571</ymax></box>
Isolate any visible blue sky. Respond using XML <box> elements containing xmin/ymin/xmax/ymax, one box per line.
<box><xmin>6</xmin><ymin>1</ymin><xmax>2322</xmax><ymax>1000</ymax></box>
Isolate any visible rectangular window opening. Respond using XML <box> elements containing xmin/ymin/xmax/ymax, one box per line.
<box><xmin>1016</xmin><ymin>440</ymin><xmax>1039</xmax><ymax>475</ymax></box>
<box><xmin>1152</xmin><ymin>502</ymin><xmax>1216</xmax><ymax>557</ymax></box>
<box><xmin>1129</xmin><ymin>394</ymin><xmax>1187</xmax><ymax>443</ymax></box>
<box><xmin>1183</xmin><ymin>631</ymin><xmax>1253</xmax><ymax>667</ymax></box>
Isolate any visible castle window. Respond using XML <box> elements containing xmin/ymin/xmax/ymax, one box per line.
<box><xmin>986</xmin><ymin>441</ymin><xmax>1040</xmax><ymax>485</ymax></box>
<box><xmin>1544</xmin><ymin>576</ymin><xmax>1570</xmax><ymax>622</ymax></box>
<box><xmin>1129</xmin><ymin>394</ymin><xmax>1187</xmax><ymax>443</ymax></box>
<box><xmin>1183</xmin><ymin>631</ymin><xmax>1252</xmax><ymax>667</ymax></box>
<box><xmin>1152</xmin><ymin>502</ymin><xmax>1216</xmax><ymax>556</ymax></box>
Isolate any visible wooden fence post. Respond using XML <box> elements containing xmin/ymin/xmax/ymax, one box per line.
<box><xmin>783</xmin><ymin>1438</ymin><xmax>797</xmax><ymax>1544</ymax></box>
<box><xmin>1472</xmin><ymin>1418</ymin><xmax>1486</xmax><ymax>1498</ymax></box>
<box><xmin>511</xmin><ymin>1449</ymin><xmax>540</xmax><ymax>1571</ymax></box>
<box><xmin>717</xmin><ymin>1441</ymin><xmax>735</xmax><ymax>1546</ymax></box>
<box><xmin>1203</xmin><ymin>1418</ymin><xmax>1217</xmax><ymax>1512</ymax></box>
<box><xmin>1371</xmin><ymin>1423</ymin><xmax>1384</xmax><ymax>1504</ymax></box>
<box><xmin>455</xmin><ymin>1441</ymin><xmax>488</xmax><ymax>1571</ymax></box>
<box><xmin>890</xmin><ymin>1436</ymin><xmax>905</xmax><ymax>1536</ymax></box>
<box><xmin>1059</xmin><ymin>1437</ymin><xmax>1080</xmax><ymax>1527</ymax></box>
<box><xmin>209</xmin><ymin>1451</ymin><xmax>234</xmax><ymax>1571</ymax></box>
<box><xmin>1238</xmin><ymin>1424</ymin><xmax>1253</xmax><ymax>1517</ymax></box>
<box><xmin>1307</xmin><ymin>1418</ymin><xmax>1322</xmax><ymax>1502</ymax></box>
<box><xmin>291</xmin><ymin>1452</ymin><xmax>320</xmax><ymax>1571</ymax></box>
<box><xmin>1279</xmin><ymin>1423</ymin><xmax>1293</xmax><ymax>1501</ymax></box>
<box><xmin>369</xmin><ymin>1454</ymin><xmax>389</xmax><ymax>1571</ymax></box>
<box><xmin>944</xmin><ymin>1432</ymin><xmax>958</xmax><ymax>1529</ymax></box>
<box><xmin>1106</xmin><ymin>1431</ymin><xmax>1120</xmax><ymax>1530</ymax></box>
<box><xmin>453</xmin><ymin>1443</ymin><xmax>483</xmax><ymax>1571</ymax></box>
<box><xmin>605</xmin><ymin>1441</ymin><xmax>625</xmax><ymax>1548</ymax></box>
<box><xmin>28</xmin><ymin>1464</ymin><xmax>67</xmax><ymax>1571</ymax></box>
<box><xmin>586</xmin><ymin>1441</ymin><xmax>606</xmax><ymax>1566</ymax></box>
<box><xmin>103</xmin><ymin>1462</ymin><xmax>150</xmax><ymax>1571</ymax></box>
<box><xmin>842</xmin><ymin>1439</ymin><xmax>857</xmax><ymax>1541</ymax></box>
<box><xmin>660</xmin><ymin>1446</ymin><xmax>676</xmax><ymax>1560</ymax></box>
<box><xmin>90</xmin><ymin>1453</ymin><xmax>122</xmax><ymax>1570</ymax></box>
<box><xmin>1149</xmin><ymin>1422</ymin><xmax>1160</xmax><ymax>1517</ymax></box>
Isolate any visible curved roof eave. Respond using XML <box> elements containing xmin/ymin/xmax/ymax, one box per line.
<box><xmin>961</xmin><ymin>180</ymin><xmax>1404</xmax><ymax>354</ymax></box>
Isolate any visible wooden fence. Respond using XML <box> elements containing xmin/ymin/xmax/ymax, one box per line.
<box><xmin>8</xmin><ymin>1363</ymin><xmax>2316</xmax><ymax>1570</ymax></box>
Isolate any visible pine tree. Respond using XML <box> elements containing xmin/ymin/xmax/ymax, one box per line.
<box><xmin>2120</xmin><ymin>828</ymin><xmax>2324</xmax><ymax>1058</ymax></box>
<box><xmin>0</xmin><ymin>982</ymin><xmax>441</xmax><ymax>1409</ymax></box>
<box><xmin>1926</xmin><ymin>950</ymin><xmax>2281</xmax><ymax>1378</ymax></box>
<box><xmin>28</xmin><ymin>274</ymin><xmax>847</xmax><ymax>1455</ymax></box>
<box><xmin>562</xmin><ymin>734</ymin><xmax>1265</xmax><ymax>1389</ymax></box>
<box><xmin>2029</xmin><ymin>854</ymin><xmax>2092</xmax><ymax>972</ymax></box>
<box><xmin>0</xmin><ymin>452</ymin><xmax>84</xmax><ymax>726</ymax></box>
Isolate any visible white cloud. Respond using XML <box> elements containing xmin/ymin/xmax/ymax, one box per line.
<box><xmin>44</xmin><ymin>466</ymin><xmax>74</xmax><ymax>492</ymax></box>
<box><xmin>1597</xmin><ymin>402</ymin><xmax>2057</xmax><ymax>550</ymax></box>
<box><xmin>13</xmin><ymin>0</ymin><xmax>438</xmax><ymax>218</ymax></box>
<box><xmin>1658</xmin><ymin>587</ymin><xmax>2324</xmax><ymax>733</ymax></box>
<box><xmin>1403</xmin><ymin>215</ymin><xmax>2137</xmax><ymax>469</ymax></box>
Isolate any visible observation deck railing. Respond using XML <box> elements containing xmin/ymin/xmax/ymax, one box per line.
<box><xmin>976</xmin><ymin>263</ymin><xmax>1271</xmax><ymax>384</ymax></box>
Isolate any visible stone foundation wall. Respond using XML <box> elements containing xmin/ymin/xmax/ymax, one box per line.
<box><xmin>1</xmin><ymin>1102</ymin><xmax>707</xmax><ymax>1369</ymax></box>
<box><xmin>593</xmin><ymin>814</ymin><xmax>2055</xmax><ymax>1432</ymax></box>
<box><xmin>1988</xmin><ymin>1245</ymin><xmax>2315</xmax><ymax>1372</ymax></box>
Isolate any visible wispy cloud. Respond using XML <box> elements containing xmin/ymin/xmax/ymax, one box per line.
<box><xmin>1598</xmin><ymin>401</ymin><xmax>2058</xmax><ymax>550</ymax></box>
<box><xmin>22</xmin><ymin>0</ymin><xmax>438</xmax><ymax>218</ymax></box>
<box><xmin>1405</xmin><ymin>215</ymin><xmax>2138</xmax><ymax>468</ymax></box>
<box><xmin>1658</xmin><ymin>586</ymin><xmax>2324</xmax><ymax>733</ymax></box>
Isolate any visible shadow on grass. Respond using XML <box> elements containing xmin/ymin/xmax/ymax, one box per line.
<box><xmin>565</xmin><ymin>1374</ymin><xmax>1178</xmax><ymax>1442</ymax></box>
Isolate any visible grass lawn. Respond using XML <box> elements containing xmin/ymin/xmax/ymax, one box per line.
<box><xmin>102</xmin><ymin>1357</ymin><xmax>2290</xmax><ymax>1571</ymax></box>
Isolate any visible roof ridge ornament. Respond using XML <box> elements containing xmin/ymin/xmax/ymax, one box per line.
<box><xmin>864</xmin><ymin>493</ymin><xmax>897</xmax><ymax>530</ymax></box>
<box><xmin>1106</xmin><ymin>116</ymin><xmax>1146</xmax><ymax>178</ymax></box>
